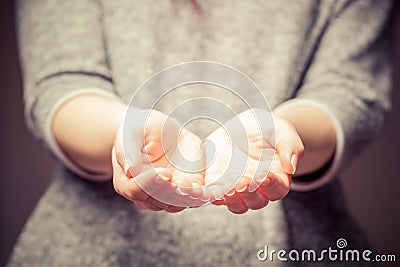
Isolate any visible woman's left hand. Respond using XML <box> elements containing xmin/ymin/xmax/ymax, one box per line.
<box><xmin>203</xmin><ymin>109</ymin><xmax>304</xmax><ymax>214</ymax></box>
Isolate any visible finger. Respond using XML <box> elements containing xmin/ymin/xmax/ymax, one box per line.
<box><xmin>259</xmin><ymin>159</ymin><xmax>291</xmax><ymax>201</ymax></box>
<box><xmin>224</xmin><ymin>190</ymin><xmax>249</xmax><ymax>214</ymax></box>
<box><xmin>211</xmin><ymin>199</ymin><xmax>225</xmax><ymax>206</ymax></box>
<box><xmin>114</xmin><ymin>140</ymin><xmax>189</xmax><ymax>205</ymax></box>
<box><xmin>113</xmin><ymin>159</ymin><xmax>170</xmax><ymax>202</ymax></box>
<box><xmin>274</xmin><ymin>118</ymin><xmax>304</xmax><ymax>174</ymax></box>
<box><xmin>174</xmin><ymin>178</ymin><xmax>207</xmax><ymax>208</ymax></box>
<box><xmin>189</xmin><ymin>180</ymin><xmax>206</xmax><ymax>199</ymax></box>
<box><xmin>239</xmin><ymin>189</ymin><xmax>269</xmax><ymax>210</ymax></box>
<box><xmin>246</xmin><ymin>148</ymin><xmax>275</xmax><ymax>192</ymax></box>
<box><xmin>164</xmin><ymin>205</ymin><xmax>186</xmax><ymax>213</ymax></box>
<box><xmin>112</xmin><ymin>145</ymin><xmax>137</xmax><ymax>198</ymax></box>
<box><xmin>172</xmin><ymin>172</ymin><xmax>204</xmax><ymax>199</ymax></box>
<box><xmin>236</xmin><ymin>177</ymin><xmax>269</xmax><ymax>210</ymax></box>
<box><xmin>205</xmin><ymin>182</ymin><xmax>230</xmax><ymax>202</ymax></box>
<box><xmin>150</xmin><ymin>181</ymin><xmax>206</xmax><ymax>208</ymax></box>
<box><xmin>169</xmin><ymin>130</ymin><xmax>205</xmax><ymax>197</ymax></box>
<box><xmin>143</xmin><ymin>196</ymin><xmax>169</xmax><ymax>211</ymax></box>
<box><xmin>133</xmin><ymin>200</ymin><xmax>148</xmax><ymax>210</ymax></box>
<box><xmin>143</xmin><ymin>170</ymin><xmax>206</xmax><ymax>208</ymax></box>
<box><xmin>197</xmin><ymin>186</ymin><xmax>214</xmax><ymax>202</ymax></box>
<box><xmin>209</xmin><ymin>183</ymin><xmax>228</xmax><ymax>205</ymax></box>
<box><xmin>142</xmin><ymin>201</ymin><xmax>164</xmax><ymax>211</ymax></box>
<box><xmin>113</xmin><ymin>125</ymin><xmax>144</xmax><ymax>178</ymax></box>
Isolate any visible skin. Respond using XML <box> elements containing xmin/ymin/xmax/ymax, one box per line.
<box><xmin>53</xmin><ymin>94</ymin><xmax>336</xmax><ymax>214</ymax></box>
<box><xmin>204</xmin><ymin>109</ymin><xmax>304</xmax><ymax>213</ymax></box>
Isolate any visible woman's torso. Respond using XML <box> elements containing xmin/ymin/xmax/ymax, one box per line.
<box><xmin>9</xmin><ymin>1</ymin><xmax>371</xmax><ymax>266</ymax></box>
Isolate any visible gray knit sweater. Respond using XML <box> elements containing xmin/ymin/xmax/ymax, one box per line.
<box><xmin>10</xmin><ymin>0</ymin><xmax>392</xmax><ymax>266</ymax></box>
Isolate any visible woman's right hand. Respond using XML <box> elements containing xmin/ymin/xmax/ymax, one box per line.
<box><xmin>112</xmin><ymin>108</ymin><xmax>206</xmax><ymax>213</ymax></box>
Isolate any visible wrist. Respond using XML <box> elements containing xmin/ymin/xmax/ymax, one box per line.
<box><xmin>52</xmin><ymin>94</ymin><xmax>127</xmax><ymax>178</ymax></box>
<box><xmin>274</xmin><ymin>104</ymin><xmax>336</xmax><ymax>176</ymax></box>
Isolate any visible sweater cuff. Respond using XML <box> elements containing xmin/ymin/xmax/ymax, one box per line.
<box><xmin>273</xmin><ymin>99</ymin><xmax>345</xmax><ymax>192</ymax></box>
<box><xmin>44</xmin><ymin>88</ymin><xmax>121</xmax><ymax>180</ymax></box>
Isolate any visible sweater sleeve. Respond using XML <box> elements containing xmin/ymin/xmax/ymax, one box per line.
<box><xmin>275</xmin><ymin>0</ymin><xmax>394</xmax><ymax>191</ymax></box>
<box><xmin>17</xmin><ymin>0</ymin><xmax>119</xmax><ymax>179</ymax></box>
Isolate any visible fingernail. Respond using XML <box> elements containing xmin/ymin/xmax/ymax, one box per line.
<box><xmin>188</xmin><ymin>183</ymin><xmax>203</xmax><ymax>198</ymax></box>
<box><xmin>214</xmin><ymin>195</ymin><xmax>224</xmax><ymax>201</ymax></box>
<box><xmin>236</xmin><ymin>184</ymin><xmax>248</xmax><ymax>193</ymax></box>
<box><xmin>248</xmin><ymin>183</ymin><xmax>259</xmax><ymax>193</ymax></box>
<box><xmin>226</xmin><ymin>189</ymin><xmax>236</xmax><ymax>197</ymax></box>
<box><xmin>290</xmin><ymin>154</ymin><xmax>298</xmax><ymax>175</ymax></box>
<box><xmin>176</xmin><ymin>187</ymin><xmax>189</xmax><ymax>196</ymax></box>
<box><xmin>199</xmin><ymin>187</ymin><xmax>211</xmax><ymax>201</ymax></box>
<box><xmin>207</xmin><ymin>185</ymin><xmax>224</xmax><ymax>200</ymax></box>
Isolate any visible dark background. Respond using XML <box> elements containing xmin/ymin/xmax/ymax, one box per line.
<box><xmin>1</xmin><ymin>1</ymin><xmax>399</xmax><ymax>266</ymax></box>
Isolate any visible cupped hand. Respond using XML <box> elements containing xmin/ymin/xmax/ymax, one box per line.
<box><xmin>112</xmin><ymin>108</ymin><xmax>206</xmax><ymax>213</ymax></box>
<box><xmin>203</xmin><ymin>109</ymin><xmax>304</xmax><ymax>214</ymax></box>
<box><xmin>113</xmin><ymin>107</ymin><xmax>304</xmax><ymax>214</ymax></box>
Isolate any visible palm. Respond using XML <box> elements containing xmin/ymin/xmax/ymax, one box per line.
<box><xmin>204</xmin><ymin>109</ymin><xmax>276</xmax><ymax>199</ymax></box>
<box><xmin>117</xmin><ymin>108</ymin><xmax>299</xmax><ymax>212</ymax></box>
<box><xmin>124</xmin><ymin>109</ymin><xmax>205</xmax><ymax>207</ymax></box>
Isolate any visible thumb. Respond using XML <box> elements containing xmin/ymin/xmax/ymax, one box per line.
<box><xmin>114</xmin><ymin>126</ymin><xmax>143</xmax><ymax>178</ymax></box>
<box><xmin>274</xmin><ymin>117</ymin><xmax>304</xmax><ymax>175</ymax></box>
